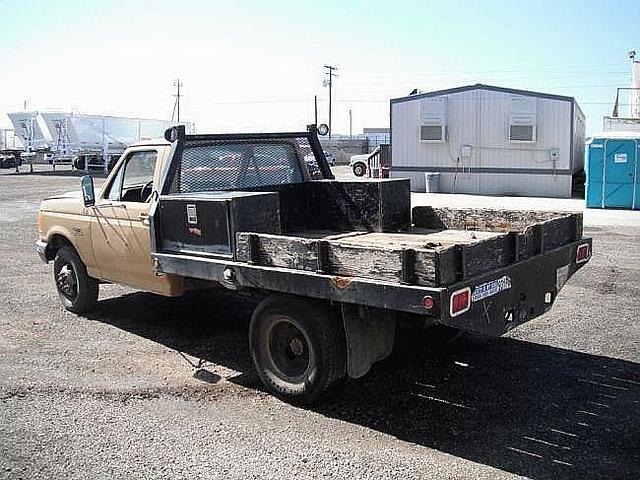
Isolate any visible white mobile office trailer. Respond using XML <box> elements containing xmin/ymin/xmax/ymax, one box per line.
<box><xmin>390</xmin><ymin>84</ymin><xmax>585</xmax><ymax>198</ymax></box>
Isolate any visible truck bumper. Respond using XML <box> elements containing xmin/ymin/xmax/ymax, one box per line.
<box><xmin>35</xmin><ymin>239</ymin><xmax>49</xmax><ymax>263</ymax></box>
<box><xmin>440</xmin><ymin>238</ymin><xmax>592</xmax><ymax>336</ymax></box>
<box><xmin>152</xmin><ymin>238</ymin><xmax>591</xmax><ymax>338</ymax></box>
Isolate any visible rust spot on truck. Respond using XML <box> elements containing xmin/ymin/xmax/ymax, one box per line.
<box><xmin>331</xmin><ymin>276</ymin><xmax>353</xmax><ymax>289</ymax></box>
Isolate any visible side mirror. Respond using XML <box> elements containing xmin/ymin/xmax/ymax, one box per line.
<box><xmin>81</xmin><ymin>175</ymin><xmax>96</xmax><ymax>207</ymax></box>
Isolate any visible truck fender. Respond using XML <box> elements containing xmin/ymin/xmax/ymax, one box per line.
<box><xmin>341</xmin><ymin>304</ymin><xmax>396</xmax><ymax>379</ymax></box>
<box><xmin>45</xmin><ymin>226</ymin><xmax>96</xmax><ymax>271</ymax></box>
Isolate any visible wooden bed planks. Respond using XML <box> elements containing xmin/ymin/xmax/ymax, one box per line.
<box><xmin>236</xmin><ymin>205</ymin><xmax>582</xmax><ymax>287</ymax></box>
<box><xmin>413</xmin><ymin>206</ymin><xmax>582</xmax><ymax>262</ymax></box>
<box><xmin>236</xmin><ymin>233</ymin><xmax>318</xmax><ymax>271</ymax></box>
<box><xmin>413</xmin><ymin>206</ymin><xmax>582</xmax><ymax>235</ymax></box>
<box><xmin>235</xmin><ymin>228</ymin><xmax>497</xmax><ymax>286</ymax></box>
<box><xmin>236</xmin><ymin>231</ymin><xmax>452</xmax><ymax>286</ymax></box>
<box><xmin>333</xmin><ymin>228</ymin><xmax>501</xmax><ymax>249</ymax></box>
<box><xmin>328</xmin><ymin>243</ymin><xmax>403</xmax><ymax>283</ymax></box>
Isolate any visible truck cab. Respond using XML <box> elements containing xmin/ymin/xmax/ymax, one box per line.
<box><xmin>37</xmin><ymin>138</ymin><xmax>183</xmax><ymax>308</ymax></box>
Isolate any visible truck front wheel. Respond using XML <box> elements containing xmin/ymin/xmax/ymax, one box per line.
<box><xmin>249</xmin><ymin>296</ymin><xmax>346</xmax><ymax>404</ymax></box>
<box><xmin>53</xmin><ymin>246</ymin><xmax>99</xmax><ymax>314</ymax></box>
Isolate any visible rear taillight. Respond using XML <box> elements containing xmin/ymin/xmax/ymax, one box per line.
<box><xmin>576</xmin><ymin>243</ymin><xmax>590</xmax><ymax>263</ymax></box>
<box><xmin>450</xmin><ymin>287</ymin><xmax>471</xmax><ymax>317</ymax></box>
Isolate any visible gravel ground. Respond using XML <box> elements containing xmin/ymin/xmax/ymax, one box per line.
<box><xmin>1</xmin><ymin>166</ymin><xmax>639</xmax><ymax>480</ymax></box>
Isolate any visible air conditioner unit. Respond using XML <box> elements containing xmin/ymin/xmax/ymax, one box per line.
<box><xmin>420</xmin><ymin>98</ymin><xmax>447</xmax><ymax>143</ymax></box>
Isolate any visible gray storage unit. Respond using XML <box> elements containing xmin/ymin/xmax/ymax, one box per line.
<box><xmin>390</xmin><ymin>84</ymin><xmax>585</xmax><ymax>198</ymax></box>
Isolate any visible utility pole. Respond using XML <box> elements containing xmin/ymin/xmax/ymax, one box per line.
<box><xmin>349</xmin><ymin>109</ymin><xmax>353</xmax><ymax>139</ymax></box>
<box><xmin>323</xmin><ymin>65</ymin><xmax>337</xmax><ymax>137</ymax></box>
<box><xmin>314</xmin><ymin>95</ymin><xmax>318</xmax><ymax>125</ymax></box>
<box><xmin>173</xmin><ymin>79</ymin><xmax>183</xmax><ymax>122</ymax></box>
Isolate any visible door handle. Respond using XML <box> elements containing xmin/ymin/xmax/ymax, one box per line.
<box><xmin>98</xmin><ymin>202</ymin><xmax>127</xmax><ymax>209</ymax></box>
<box><xmin>139</xmin><ymin>212</ymin><xmax>150</xmax><ymax>225</ymax></box>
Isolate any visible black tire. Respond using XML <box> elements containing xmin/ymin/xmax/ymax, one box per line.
<box><xmin>352</xmin><ymin>162</ymin><xmax>366</xmax><ymax>177</ymax></box>
<box><xmin>53</xmin><ymin>246</ymin><xmax>99</xmax><ymax>314</ymax></box>
<box><xmin>73</xmin><ymin>157</ymin><xmax>85</xmax><ymax>170</ymax></box>
<box><xmin>249</xmin><ymin>296</ymin><xmax>346</xmax><ymax>405</ymax></box>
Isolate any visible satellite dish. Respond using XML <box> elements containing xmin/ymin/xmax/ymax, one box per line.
<box><xmin>317</xmin><ymin>123</ymin><xmax>329</xmax><ymax>136</ymax></box>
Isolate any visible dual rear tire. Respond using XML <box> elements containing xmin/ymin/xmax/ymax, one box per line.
<box><xmin>249</xmin><ymin>296</ymin><xmax>346</xmax><ymax>405</ymax></box>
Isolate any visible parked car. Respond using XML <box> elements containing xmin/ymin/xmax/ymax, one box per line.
<box><xmin>349</xmin><ymin>153</ymin><xmax>369</xmax><ymax>176</ymax></box>
<box><xmin>0</xmin><ymin>153</ymin><xmax>21</xmax><ymax>169</ymax></box>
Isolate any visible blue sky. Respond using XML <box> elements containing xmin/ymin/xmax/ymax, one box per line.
<box><xmin>0</xmin><ymin>0</ymin><xmax>638</xmax><ymax>135</ymax></box>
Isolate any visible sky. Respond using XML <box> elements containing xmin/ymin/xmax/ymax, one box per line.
<box><xmin>0</xmin><ymin>0</ymin><xmax>638</xmax><ymax>136</ymax></box>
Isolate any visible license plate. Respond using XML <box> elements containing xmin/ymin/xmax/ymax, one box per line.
<box><xmin>471</xmin><ymin>275</ymin><xmax>512</xmax><ymax>302</ymax></box>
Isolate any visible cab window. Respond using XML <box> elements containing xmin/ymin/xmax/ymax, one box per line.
<box><xmin>104</xmin><ymin>150</ymin><xmax>158</xmax><ymax>202</ymax></box>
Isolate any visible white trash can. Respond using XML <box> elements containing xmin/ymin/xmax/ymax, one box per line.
<box><xmin>424</xmin><ymin>172</ymin><xmax>440</xmax><ymax>193</ymax></box>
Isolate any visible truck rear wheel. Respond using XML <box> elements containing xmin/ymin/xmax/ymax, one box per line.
<box><xmin>53</xmin><ymin>246</ymin><xmax>99</xmax><ymax>314</ymax></box>
<box><xmin>249</xmin><ymin>296</ymin><xmax>346</xmax><ymax>404</ymax></box>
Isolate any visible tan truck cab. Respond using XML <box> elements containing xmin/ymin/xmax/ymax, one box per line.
<box><xmin>36</xmin><ymin>138</ymin><xmax>183</xmax><ymax>313</ymax></box>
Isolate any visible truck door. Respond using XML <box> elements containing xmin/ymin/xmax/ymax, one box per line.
<box><xmin>90</xmin><ymin>148</ymin><xmax>176</xmax><ymax>294</ymax></box>
<box><xmin>603</xmin><ymin>139</ymin><xmax>637</xmax><ymax>208</ymax></box>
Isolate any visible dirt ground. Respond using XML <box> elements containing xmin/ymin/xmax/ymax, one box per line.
<box><xmin>1</xmin><ymin>166</ymin><xmax>639</xmax><ymax>479</ymax></box>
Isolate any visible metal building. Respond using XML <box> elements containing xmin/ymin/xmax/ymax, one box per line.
<box><xmin>585</xmin><ymin>132</ymin><xmax>640</xmax><ymax>210</ymax></box>
<box><xmin>390</xmin><ymin>84</ymin><xmax>586</xmax><ymax>198</ymax></box>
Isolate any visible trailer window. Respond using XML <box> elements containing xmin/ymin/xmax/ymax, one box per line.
<box><xmin>175</xmin><ymin>142</ymin><xmax>304</xmax><ymax>193</ymax></box>
<box><xmin>420</xmin><ymin>125</ymin><xmax>446</xmax><ymax>142</ymax></box>
<box><xmin>509</xmin><ymin>124</ymin><xmax>535</xmax><ymax>142</ymax></box>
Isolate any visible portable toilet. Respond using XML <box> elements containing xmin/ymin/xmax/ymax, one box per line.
<box><xmin>585</xmin><ymin>132</ymin><xmax>640</xmax><ymax>210</ymax></box>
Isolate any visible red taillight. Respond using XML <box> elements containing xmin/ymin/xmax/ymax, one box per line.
<box><xmin>576</xmin><ymin>243</ymin><xmax>590</xmax><ymax>263</ymax></box>
<box><xmin>422</xmin><ymin>296</ymin><xmax>434</xmax><ymax>310</ymax></box>
<box><xmin>450</xmin><ymin>287</ymin><xmax>471</xmax><ymax>317</ymax></box>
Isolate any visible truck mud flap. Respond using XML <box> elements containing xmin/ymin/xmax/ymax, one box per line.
<box><xmin>341</xmin><ymin>304</ymin><xmax>395</xmax><ymax>379</ymax></box>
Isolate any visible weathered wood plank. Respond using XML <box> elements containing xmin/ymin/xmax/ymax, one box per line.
<box><xmin>329</xmin><ymin>243</ymin><xmax>404</xmax><ymax>283</ymax></box>
<box><xmin>335</xmin><ymin>228</ymin><xmax>501</xmax><ymax>249</ymax></box>
<box><xmin>461</xmin><ymin>233</ymin><xmax>515</xmax><ymax>279</ymax></box>
<box><xmin>413</xmin><ymin>206</ymin><xmax>579</xmax><ymax>233</ymax></box>
<box><xmin>236</xmin><ymin>232</ymin><xmax>318</xmax><ymax>271</ymax></box>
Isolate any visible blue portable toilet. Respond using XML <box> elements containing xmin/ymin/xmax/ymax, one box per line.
<box><xmin>586</xmin><ymin>132</ymin><xmax>640</xmax><ymax>210</ymax></box>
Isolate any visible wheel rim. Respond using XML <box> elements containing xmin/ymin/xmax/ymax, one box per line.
<box><xmin>56</xmin><ymin>263</ymin><xmax>78</xmax><ymax>301</ymax></box>
<box><xmin>267</xmin><ymin>317</ymin><xmax>311</xmax><ymax>381</ymax></box>
<box><xmin>354</xmin><ymin>164</ymin><xmax>364</xmax><ymax>176</ymax></box>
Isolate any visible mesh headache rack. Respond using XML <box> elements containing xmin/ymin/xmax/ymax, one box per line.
<box><xmin>159</xmin><ymin>125</ymin><xmax>334</xmax><ymax>196</ymax></box>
